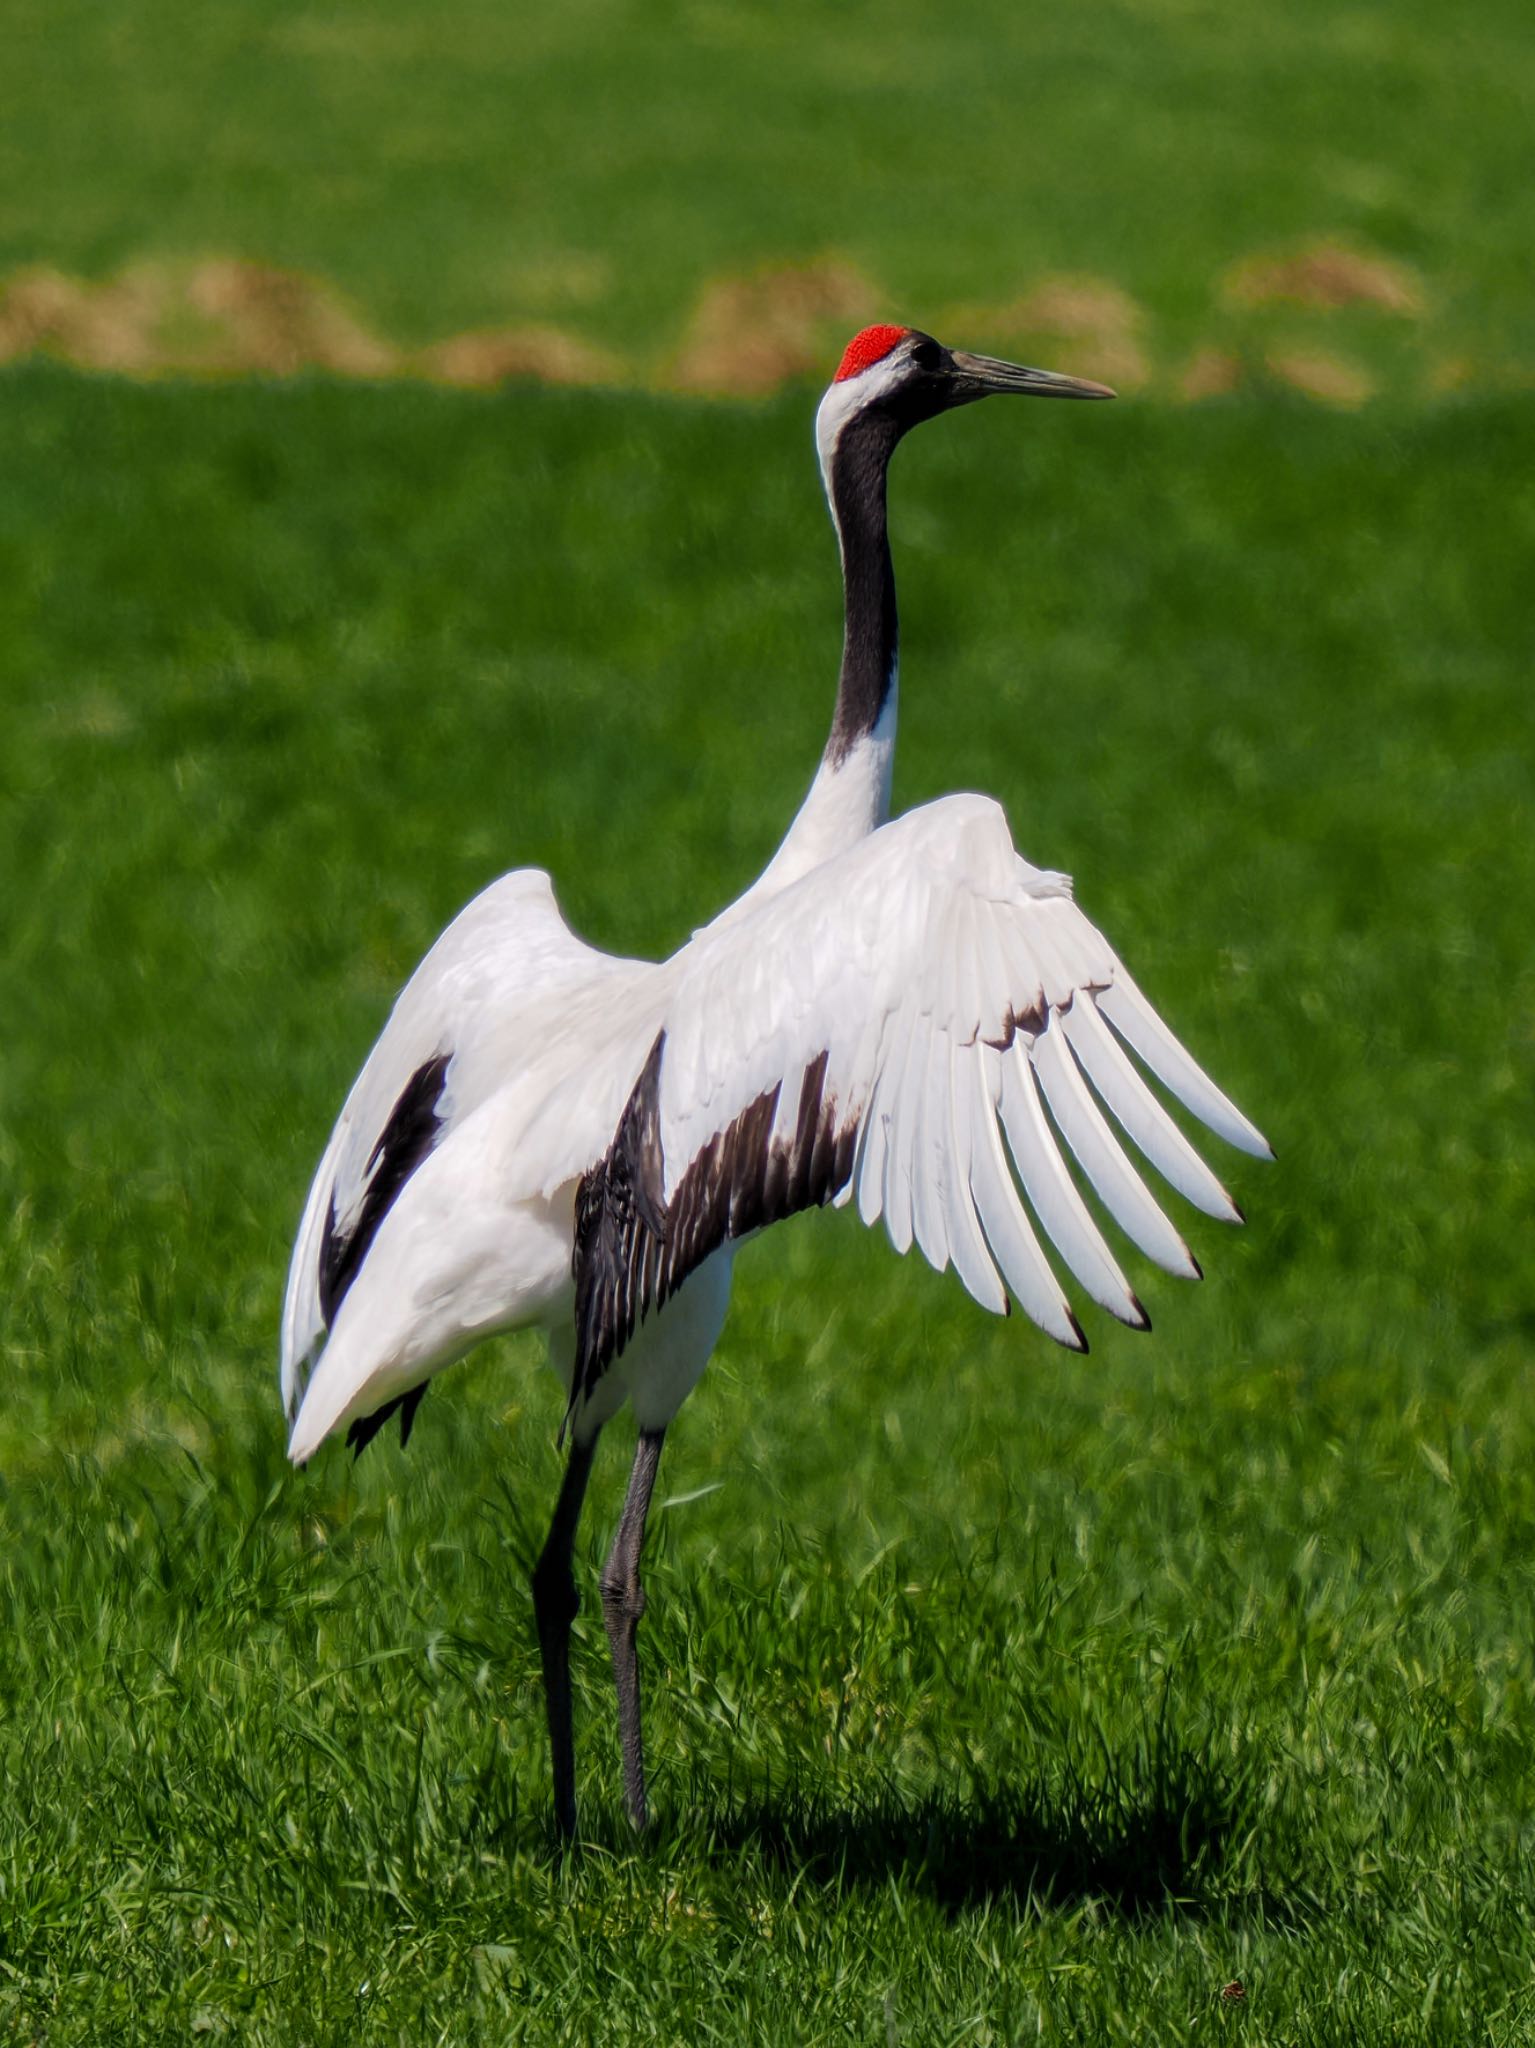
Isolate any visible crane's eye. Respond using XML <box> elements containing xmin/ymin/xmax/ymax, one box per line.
<box><xmin>909</xmin><ymin>337</ymin><xmax>941</xmax><ymax>372</ymax></box>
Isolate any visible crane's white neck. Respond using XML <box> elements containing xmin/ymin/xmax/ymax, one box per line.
<box><xmin>743</xmin><ymin>679</ymin><xmax>897</xmax><ymax>902</ymax></box>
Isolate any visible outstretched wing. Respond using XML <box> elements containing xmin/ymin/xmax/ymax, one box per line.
<box><xmin>281</xmin><ymin>867</ymin><xmax>612</xmax><ymax>1429</ymax></box>
<box><xmin>566</xmin><ymin>792</ymin><xmax>1268</xmax><ymax>1411</ymax></box>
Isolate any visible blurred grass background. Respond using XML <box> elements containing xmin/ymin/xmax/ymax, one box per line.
<box><xmin>3</xmin><ymin>0</ymin><xmax>1533</xmax><ymax>393</ymax></box>
<box><xmin>1</xmin><ymin>2</ymin><xmax>1533</xmax><ymax>2043</ymax></box>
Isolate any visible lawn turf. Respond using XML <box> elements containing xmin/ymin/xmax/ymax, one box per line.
<box><xmin>0</xmin><ymin>367</ymin><xmax>1533</xmax><ymax>2041</ymax></box>
<box><xmin>2</xmin><ymin>0</ymin><xmax>1533</xmax><ymax>389</ymax></box>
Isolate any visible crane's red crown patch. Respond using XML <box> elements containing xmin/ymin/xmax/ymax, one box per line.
<box><xmin>834</xmin><ymin>325</ymin><xmax>909</xmax><ymax>382</ymax></box>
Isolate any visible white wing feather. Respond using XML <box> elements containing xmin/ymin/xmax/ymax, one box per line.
<box><xmin>638</xmin><ymin>791</ymin><xmax>1265</xmax><ymax>1347</ymax></box>
<box><xmin>1060</xmin><ymin>997</ymin><xmax>1242</xmax><ymax>1222</ymax></box>
<box><xmin>280</xmin><ymin>868</ymin><xmax>619</xmax><ymax>1420</ymax></box>
<box><xmin>966</xmin><ymin>1044</ymin><xmax>1081</xmax><ymax>1346</ymax></box>
<box><xmin>998</xmin><ymin>1044</ymin><xmax>1144</xmax><ymax>1326</ymax></box>
<box><xmin>1030</xmin><ymin>1021</ymin><xmax>1198</xmax><ymax>1278</ymax></box>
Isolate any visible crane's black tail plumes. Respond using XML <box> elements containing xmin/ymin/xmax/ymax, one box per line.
<box><xmin>345</xmin><ymin>1382</ymin><xmax>426</xmax><ymax>1458</ymax></box>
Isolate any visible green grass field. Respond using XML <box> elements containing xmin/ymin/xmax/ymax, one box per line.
<box><xmin>1</xmin><ymin>364</ymin><xmax>1532</xmax><ymax>2042</ymax></box>
<box><xmin>3</xmin><ymin>0</ymin><xmax>1534</xmax><ymax>2034</ymax></box>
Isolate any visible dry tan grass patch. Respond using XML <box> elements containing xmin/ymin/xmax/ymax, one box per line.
<box><xmin>1266</xmin><ymin>348</ymin><xmax>1375</xmax><ymax>405</ymax></box>
<box><xmin>186</xmin><ymin>260</ymin><xmax>396</xmax><ymax>376</ymax></box>
<box><xmin>0</xmin><ymin>266</ymin><xmax>167</xmax><ymax>373</ymax></box>
<box><xmin>2</xmin><ymin>254</ymin><xmax>1466</xmax><ymax>408</ymax></box>
<box><xmin>1178</xmin><ymin>348</ymin><xmax>1245</xmax><ymax>401</ymax></box>
<box><xmin>1225</xmin><ymin>239</ymin><xmax>1421</xmax><ymax>315</ymax></box>
<box><xmin>0</xmin><ymin>259</ymin><xmax>396</xmax><ymax>378</ymax></box>
<box><xmin>419</xmin><ymin>325</ymin><xmax>621</xmax><ymax>389</ymax></box>
<box><xmin>946</xmin><ymin>277</ymin><xmax>1151</xmax><ymax>392</ymax></box>
<box><xmin>666</xmin><ymin>259</ymin><xmax>879</xmax><ymax>396</ymax></box>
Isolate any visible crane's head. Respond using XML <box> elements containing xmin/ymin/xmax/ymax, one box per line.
<box><xmin>816</xmin><ymin>324</ymin><xmax>1113</xmax><ymax>483</ymax></box>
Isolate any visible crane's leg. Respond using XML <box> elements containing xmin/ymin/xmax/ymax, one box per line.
<box><xmin>600</xmin><ymin>1426</ymin><xmax>667</xmax><ymax>1833</ymax></box>
<box><xmin>531</xmin><ymin>1431</ymin><xmax>599</xmax><ymax>1840</ymax></box>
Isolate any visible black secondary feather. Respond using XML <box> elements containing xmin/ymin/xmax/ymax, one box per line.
<box><xmin>319</xmin><ymin>1052</ymin><xmax>451</xmax><ymax>1327</ymax></box>
<box><xmin>318</xmin><ymin>1052</ymin><xmax>451</xmax><ymax>1459</ymax></box>
<box><xmin>570</xmin><ymin>1035</ymin><xmax>858</xmax><ymax>1417</ymax></box>
<box><xmin>345</xmin><ymin>1382</ymin><xmax>426</xmax><ymax>1459</ymax></box>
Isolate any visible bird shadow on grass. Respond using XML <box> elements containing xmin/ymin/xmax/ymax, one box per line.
<box><xmin>653</xmin><ymin>1738</ymin><xmax>1302</xmax><ymax>1926</ymax></box>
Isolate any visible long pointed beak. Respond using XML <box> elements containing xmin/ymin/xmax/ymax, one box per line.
<box><xmin>947</xmin><ymin>350</ymin><xmax>1116</xmax><ymax>402</ymax></box>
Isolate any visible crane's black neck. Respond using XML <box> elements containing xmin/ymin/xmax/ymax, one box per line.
<box><xmin>824</xmin><ymin>414</ymin><xmax>901</xmax><ymax>767</ymax></box>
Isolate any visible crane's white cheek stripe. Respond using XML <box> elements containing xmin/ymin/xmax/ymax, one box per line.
<box><xmin>814</xmin><ymin>352</ymin><xmax>910</xmax><ymax>492</ymax></box>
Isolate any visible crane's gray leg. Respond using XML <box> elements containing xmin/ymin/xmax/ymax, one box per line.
<box><xmin>600</xmin><ymin>1426</ymin><xmax>667</xmax><ymax>1833</ymax></box>
<box><xmin>531</xmin><ymin>1431</ymin><xmax>599</xmax><ymax>1840</ymax></box>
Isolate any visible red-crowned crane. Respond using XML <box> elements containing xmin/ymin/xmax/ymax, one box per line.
<box><xmin>281</xmin><ymin>324</ymin><xmax>1270</xmax><ymax>1838</ymax></box>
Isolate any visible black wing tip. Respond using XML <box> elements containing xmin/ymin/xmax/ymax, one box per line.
<box><xmin>345</xmin><ymin>1383</ymin><xmax>427</xmax><ymax>1461</ymax></box>
<box><xmin>398</xmin><ymin>1383</ymin><xmax>425</xmax><ymax>1449</ymax></box>
<box><xmin>321</xmin><ymin>1053</ymin><xmax>453</xmax><ymax>1328</ymax></box>
<box><xmin>1063</xmin><ymin>1308</ymin><xmax>1089</xmax><ymax>1354</ymax></box>
<box><xmin>1126</xmin><ymin>1293</ymin><xmax>1151</xmax><ymax>1334</ymax></box>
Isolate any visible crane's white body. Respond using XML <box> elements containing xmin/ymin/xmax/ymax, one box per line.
<box><xmin>282</xmin><ymin>783</ymin><xmax>1266</xmax><ymax>1464</ymax></box>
